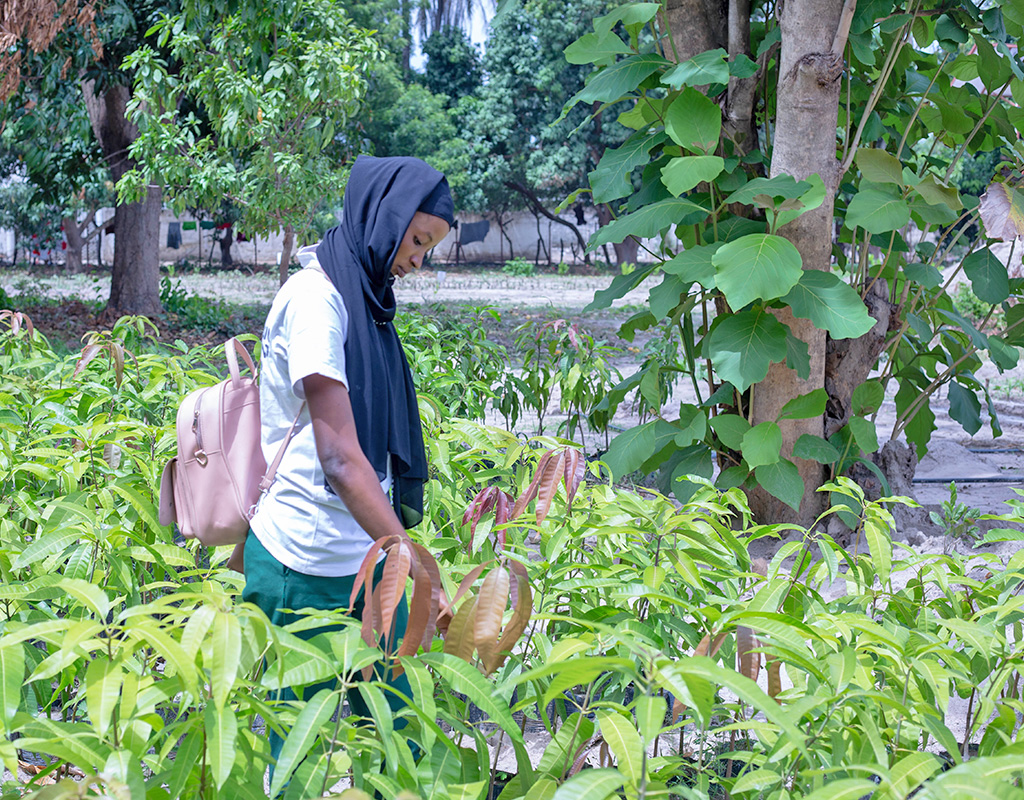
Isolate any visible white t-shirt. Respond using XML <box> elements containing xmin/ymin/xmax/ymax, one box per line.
<box><xmin>250</xmin><ymin>249</ymin><xmax>391</xmax><ymax>576</ymax></box>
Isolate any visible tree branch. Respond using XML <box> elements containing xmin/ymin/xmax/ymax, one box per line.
<box><xmin>831</xmin><ymin>0</ymin><xmax>857</xmax><ymax>57</ymax></box>
<box><xmin>503</xmin><ymin>180</ymin><xmax>589</xmax><ymax>260</ymax></box>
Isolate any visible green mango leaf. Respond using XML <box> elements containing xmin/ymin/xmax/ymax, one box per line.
<box><xmin>948</xmin><ymin>381</ymin><xmax>983</xmax><ymax>435</ymax></box>
<box><xmin>596</xmin><ymin>710</ymin><xmax>643</xmax><ymax>784</ymax></box>
<box><xmin>793</xmin><ymin>434</ymin><xmax>840</xmax><ymax>464</ymax></box>
<box><xmin>0</xmin><ymin>644</ymin><xmax>24</xmax><ymax>725</ymax></box>
<box><xmin>420</xmin><ymin>653</ymin><xmax>524</xmax><ymax>744</ymax></box>
<box><xmin>664</xmin><ymin>87</ymin><xmax>722</xmax><ymax>154</ymax></box>
<box><xmin>588</xmin><ymin>197</ymin><xmax>710</xmax><ymax>250</ymax></box>
<box><xmin>847</xmin><ymin>416</ymin><xmax>879</xmax><ymax>453</ymax></box>
<box><xmin>802</xmin><ymin>780</ymin><xmax>881</xmax><ymax>800</ymax></box>
<box><xmin>205</xmin><ymin>702</ymin><xmax>238</xmax><ymax>790</ymax></box>
<box><xmin>710</xmin><ymin>414</ymin><xmax>751</xmax><ymax>450</ymax></box>
<box><xmin>705</xmin><ymin>307</ymin><xmax>789</xmax><ymax>392</ymax></box>
<box><xmin>781</xmin><ymin>270</ymin><xmax>875</xmax><ymax>339</ymax></box>
<box><xmin>864</xmin><ymin>515</ymin><xmax>892</xmax><ymax>584</ymax></box>
<box><xmin>633</xmin><ymin>695</ymin><xmax>667</xmax><ymax>747</ymax></box>
<box><xmin>855</xmin><ymin>148</ymin><xmax>904</xmax><ymax>185</ymax></box>
<box><xmin>963</xmin><ymin>247</ymin><xmax>1010</xmax><ymax>304</ymax></box>
<box><xmin>563</xmin><ymin>54</ymin><xmax>668</xmax><ymax>110</ymax></box>
<box><xmin>662</xmin><ymin>242</ymin><xmax>721</xmax><ymax>288</ymax></box>
<box><xmin>852</xmin><ymin>380</ymin><xmax>885</xmax><ymax>415</ymax></box>
<box><xmin>661</xmin><ymin>155</ymin><xmax>725</xmax><ymax>196</ymax></box>
<box><xmin>662</xmin><ymin>48</ymin><xmax>730</xmax><ymax>87</ymax></box>
<box><xmin>755</xmin><ymin>459</ymin><xmax>805</xmax><ymax>511</ymax></box>
<box><xmin>603</xmin><ymin>419</ymin><xmax>680</xmax><ymax>478</ymax></box>
<box><xmin>714</xmin><ymin>233</ymin><xmax>803</xmax><ymax>309</ymax></box>
<box><xmin>211</xmin><ymin>611</ymin><xmax>242</xmax><ymax>710</ymax></box>
<box><xmin>86</xmin><ymin>658</ymin><xmax>122</xmax><ymax>740</ymax></box>
<box><xmin>741</xmin><ymin>422</ymin><xmax>782</xmax><ymax>468</ymax></box>
<box><xmin>778</xmin><ymin>388</ymin><xmax>828</xmax><ymax>421</ymax></box>
<box><xmin>591</xmin><ymin>131</ymin><xmax>668</xmax><ymax>203</ymax></box>
<box><xmin>846</xmin><ymin>187</ymin><xmax>911</xmax><ymax>233</ymax></box>
<box><xmin>564</xmin><ymin>32</ymin><xmax>632</xmax><ymax>65</ymax></box>
<box><xmin>270</xmin><ymin>688</ymin><xmax>338</xmax><ymax>798</ymax></box>
<box><xmin>732</xmin><ymin>769</ymin><xmax>782</xmax><ymax>794</ymax></box>
<box><xmin>550</xmin><ymin>768</ymin><xmax>624</xmax><ymax>800</ymax></box>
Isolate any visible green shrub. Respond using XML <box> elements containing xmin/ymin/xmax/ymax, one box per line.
<box><xmin>502</xmin><ymin>257</ymin><xmax>535</xmax><ymax>277</ymax></box>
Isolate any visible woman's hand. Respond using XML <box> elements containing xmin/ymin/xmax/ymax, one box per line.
<box><xmin>302</xmin><ymin>372</ymin><xmax>411</xmax><ymax>544</ymax></box>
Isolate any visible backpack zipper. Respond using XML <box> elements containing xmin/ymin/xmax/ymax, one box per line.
<box><xmin>192</xmin><ymin>395</ymin><xmax>208</xmax><ymax>466</ymax></box>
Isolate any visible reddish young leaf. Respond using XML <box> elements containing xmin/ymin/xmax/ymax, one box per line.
<box><xmin>73</xmin><ymin>344</ymin><xmax>104</xmax><ymax>379</ymax></box>
<box><xmin>534</xmin><ymin>450</ymin><xmax>567</xmax><ymax>523</ymax></box>
<box><xmin>694</xmin><ymin>631</ymin><xmax>727</xmax><ymax>658</ymax></box>
<box><xmin>349</xmin><ymin>536</ymin><xmax>392</xmax><ymax>612</ymax></box>
<box><xmin>736</xmin><ymin>626</ymin><xmax>760</xmax><ymax>683</ymax></box>
<box><xmin>378</xmin><ymin>542</ymin><xmax>412</xmax><ymax>650</ymax></box>
<box><xmin>511</xmin><ymin>449</ymin><xmax>553</xmax><ymax>520</ymax></box>
<box><xmin>409</xmin><ymin>542</ymin><xmax>441</xmax><ymax>645</ymax></box>
<box><xmin>463</xmin><ymin>485</ymin><xmax>497</xmax><ymax>532</ymax></box>
<box><xmin>766</xmin><ymin>656</ymin><xmax>783</xmax><ymax>703</ymax></box>
<box><xmin>437</xmin><ymin>561</ymin><xmax>491</xmax><ymax>635</ymax></box>
<box><xmin>493</xmin><ymin>562</ymin><xmax>532</xmax><ymax>673</ymax></box>
<box><xmin>569</xmin><ymin>736</ymin><xmax>604</xmax><ymax>777</ymax></box>
<box><xmin>442</xmin><ymin>594</ymin><xmax>478</xmax><ymax>663</ymax></box>
<box><xmin>474</xmin><ymin>565</ymin><xmax>511</xmax><ymax>675</ymax></box>
<box><xmin>562</xmin><ymin>448</ymin><xmax>585</xmax><ymax>510</ymax></box>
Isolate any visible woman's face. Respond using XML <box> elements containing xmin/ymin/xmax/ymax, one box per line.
<box><xmin>391</xmin><ymin>212</ymin><xmax>451</xmax><ymax>279</ymax></box>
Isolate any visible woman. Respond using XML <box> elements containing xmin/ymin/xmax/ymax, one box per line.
<box><xmin>242</xmin><ymin>155</ymin><xmax>453</xmax><ymax>773</ymax></box>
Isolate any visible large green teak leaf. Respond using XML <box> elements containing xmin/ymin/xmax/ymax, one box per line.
<box><xmin>565</xmin><ymin>54</ymin><xmax>669</xmax><ymax>108</ymax></box>
<box><xmin>591</xmin><ymin>131</ymin><xmax>668</xmax><ymax>204</ymax></box>
<box><xmin>660</xmin><ymin>155</ymin><xmax>725</xmax><ymax>196</ymax></box>
<box><xmin>846</xmin><ymin>187</ymin><xmax>911</xmax><ymax>233</ymax></box>
<box><xmin>704</xmin><ymin>307</ymin><xmax>789</xmax><ymax>392</ymax></box>
<box><xmin>589</xmin><ymin>197</ymin><xmax>709</xmax><ymax>249</ymax></box>
<box><xmin>781</xmin><ymin>270</ymin><xmax>876</xmax><ymax>339</ymax></box>
<box><xmin>664</xmin><ymin>87</ymin><xmax>722</xmax><ymax>154</ymax></box>
<box><xmin>713</xmin><ymin>233</ymin><xmax>803</xmax><ymax>309</ymax></box>
<box><xmin>962</xmin><ymin>247</ymin><xmax>1010</xmax><ymax>304</ymax></box>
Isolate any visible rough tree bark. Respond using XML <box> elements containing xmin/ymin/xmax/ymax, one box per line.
<box><xmin>279</xmin><ymin>225</ymin><xmax>295</xmax><ymax>286</ymax></box>
<box><xmin>595</xmin><ymin>204</ymin><xmax>640</xmax><ymax>266</ymax></box>
<box><xmin>219</xmin><ymin>225</ymin><xmax>234</xmax><ymax>267</ymax></box>
<box><xmin>62</xmin><ymin>215</ymin><xmax>85</xmax><ymax>273</ymax></box>
<box><xmin>661</xmin><ymin>0</ymin><xmax>727</xmax><ymax>63</ymax></box>
<box><xmin>747</xmin><ymin>0</ymin><xmax>855</xmax><ymax>526</ymax></box>
<box><xmin>82</xmin><ymin>79</ymin><xmax>162</xmax><ymax>316</ymax></box>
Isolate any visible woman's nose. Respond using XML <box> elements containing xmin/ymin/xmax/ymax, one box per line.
<box><xmin>411</xmin><ymin>253</ymin><xmax>422</xmax><ymax>269</ymax></box>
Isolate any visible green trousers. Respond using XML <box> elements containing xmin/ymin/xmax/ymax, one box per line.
<box><xmin>241</xmin><ymin>531</ymin><xmax>414</xmax><ymax>775</ymax></box>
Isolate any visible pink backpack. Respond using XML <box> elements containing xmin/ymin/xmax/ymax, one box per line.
<box><xmin>159</xmin><ymin>338</ymin><xmax>301</xmax><ymax>548</ymax></box>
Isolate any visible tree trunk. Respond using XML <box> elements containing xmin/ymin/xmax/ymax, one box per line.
<box><xmin>747</xmin><ymin>0</ymin><xmax>851</xmax><ymax>526</ymax></box>
<box><xmin>279</xmin><ymin>225</ymin><xmax>295</xmax><ymax>286</ymax></box>
<box><xmin>62</xmin><ymin>216</ymin><xmax>85</xmax><ymax>273</ymax></box>
<box><xmin>219</xmin><ymin>225</ymin><xmax>234</xmax><ymax>267</ymax></box>
<box><xmin>82</xmin><ymin>79</ymin><xmax>162</xmax><ymax>316</ymax></box>
<box><xmin>661</xmin><ymin>0</ymin><xmax>727</xmax><ymax>64</ymax></box>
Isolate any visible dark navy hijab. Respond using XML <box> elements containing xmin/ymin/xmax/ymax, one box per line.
<box><xmin>316</xmin><ymin>155</ymin><xmax>452</xmax><ymax>528</ymax></box>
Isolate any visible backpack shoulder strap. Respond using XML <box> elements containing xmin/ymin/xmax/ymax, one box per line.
<box><xmin>259</xmin><ymin>402</ymin><xmax>306</xmax><ymax>492</ymax></box>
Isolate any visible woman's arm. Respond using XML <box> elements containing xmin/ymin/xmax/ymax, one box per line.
<box><xmin>302</xmin><ymin>372</ymin><xmax>409</xmax><ymax>544</ymax></box>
